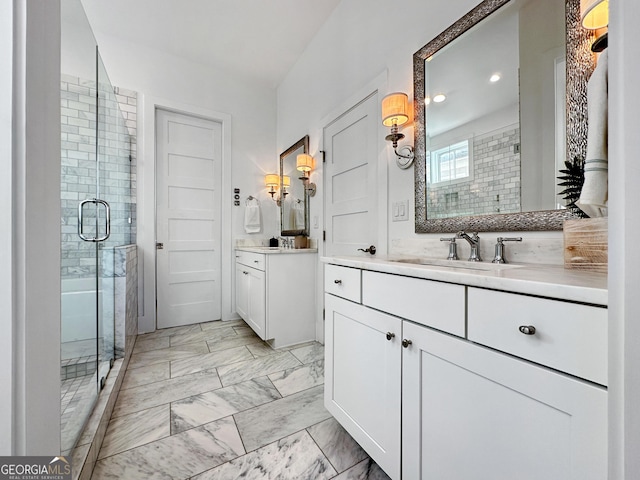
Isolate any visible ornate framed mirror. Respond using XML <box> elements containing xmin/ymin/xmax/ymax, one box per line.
<box><xmin>279</xmin><ymin>135</ymin><xmax>309</xmax><ymax>236</ymax></box>
<box><xmin>413</xmin><ymin>0</ymin><xmax>596</xmax><ymax>233</ymax></box>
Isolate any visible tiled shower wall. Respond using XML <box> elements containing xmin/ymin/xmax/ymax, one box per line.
<box><xmin>60</xmin><ymin>74</ymin><xmax>137</xmax><ymax>279</ymax></box>
<box><xmin>428</xmin><ymin>125</ymin><xmax>521</xmax><ymax>218</ymax></box>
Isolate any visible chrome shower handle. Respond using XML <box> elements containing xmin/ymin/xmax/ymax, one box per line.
<box><xmin>78</xmin><ymin>198</ymin><xmax>111</xmax><ymax>242</ymax></box>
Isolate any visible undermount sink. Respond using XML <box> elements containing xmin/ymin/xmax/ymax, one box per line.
<box><xmin>390</xmin><ymin>258</ymin><xmax>523</xmax><ymax>271</ymax></box>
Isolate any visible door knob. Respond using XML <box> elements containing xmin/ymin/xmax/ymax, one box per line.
<box><xmin>357</xmin><ymin>245</ymin><xmax>377</xmax><ymax>255</ymax></box>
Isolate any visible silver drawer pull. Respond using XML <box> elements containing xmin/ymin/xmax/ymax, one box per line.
<box><xmin>519</xmin><ymin>325</ymin><xmax>536</xmax><ymax>335</ymax></box>
<box><xmin>334</xmin><ymin>279</ymin><xmax>342</xmax><ymax>284</ymax></box>
<box><xmin>402</xmin><ymin>339</ymin><xmax>412</xmax><ymax>348</ymax></box>
<box><xmin>386</xmin><ymin>332</ymin><xmax>395</xmax><ymax>341</ymax></box>
<box><xmin>243</xmin><ymin>271</ymin><xmax>249</xmax><ymax>275</ymax></box>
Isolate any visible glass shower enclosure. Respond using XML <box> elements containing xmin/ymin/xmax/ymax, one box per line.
<box><xmin>60</xmin><ymin>0</ymin><xmax>134</xmax><ymax>453</ymax></box>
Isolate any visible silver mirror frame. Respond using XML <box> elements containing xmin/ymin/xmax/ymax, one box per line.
<box><xmin>280</xmin><ymin>135</ymin><xmax>309</xmax><ymax>236</ymax></box>
<box><xmin>413</xmin><ymin>0</ymin><xmax>596</xmax><ymax>233</ymax></box>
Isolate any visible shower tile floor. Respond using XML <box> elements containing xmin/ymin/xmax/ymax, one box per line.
<box><xmin>62</xmin><ymin>373</ymin><xmax>97</xmax><ymax>453</ymax></box>
<box><xmin>91</xmin><ymin>320</ymin><xmax>390</xmax><ymax>480</ymax></box>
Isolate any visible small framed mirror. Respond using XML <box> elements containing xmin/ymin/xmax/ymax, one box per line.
<box><xmin>280</xmin><ymin>135</ymin><xmax>309</xmax><ymax>236</ymax></box>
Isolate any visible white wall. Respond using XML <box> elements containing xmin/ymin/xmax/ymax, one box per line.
<box><xmin>2</xmin><ymin>0</ymin><xmax>62</xmax><ymax>455</ymax></box>
<box><xmin>276</xmin><ymin>0</ymin><xmax>564</xmax><ymax>257</ymax></box>
<box><xmin>86</xmin><ymin>33</ymin><xmax>280</xmax><ymax>331</ymax></box>
<box><xmin>90</xmin><ymin>34</ymin><xmax>279</xmax><ymax>234</ymax></box>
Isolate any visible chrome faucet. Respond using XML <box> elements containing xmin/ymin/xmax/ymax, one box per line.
<box><xmin>492</xmin><ymin>237</ymin><xmax>522</xmax><ymax>263</ymax></box>
<box><xmin>439</xmin><ymin>237</ymin><xmax>459</xmax><ymax>260</ymax></box>
<box><xmin>456</xmin><ymin>231</ymin><xmax>482</xmax><ymax>262</ymax></box>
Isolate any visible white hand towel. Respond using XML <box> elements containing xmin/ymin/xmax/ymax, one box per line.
<box><xmin>244</xmin><ymin>201</ymin><xmax>261</xmax><ymax>233</ymax></box>
<box><xmin>577</xmin><ymin>49</ymin><xmax>608</xmax><ymax>218</ymax></box>
<box><xmin>291</xmin><ymin>200</ymin><xmax>305</xmax><ymax>229</ymax></box>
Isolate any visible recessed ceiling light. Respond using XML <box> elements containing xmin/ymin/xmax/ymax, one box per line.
<box><xmin>433</xmin><ymin>93</ymin><xmax>447</xmax><ymax>103</ymax></box>
<box><xmin>424</xmin><ymin>96</ymin><xmax>431</xmax><ymax>105</ymax></box>
<box><xmin>490</xmin><ymin>73</ymin><xmax>501</xmax><ymax>83</ymax></box>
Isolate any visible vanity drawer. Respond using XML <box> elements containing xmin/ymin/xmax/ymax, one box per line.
<box><xmin>362</xmin><ymin>271</ymin><xmax>465</xmax><ymax>337</ymax></box>
<box><xmin>467</xmin><ymin>287</ymin><xmax>607</xmax><ymax>385</ymax></box>
<box><xmin>235</xmin><ymin>251</ymin><xmax>265</xmax><ymax>271</ymax></box>
<box><xmin>325</xmin><ymin>264</ymin><xmax>361</xmax><ymax>303</ymax></box>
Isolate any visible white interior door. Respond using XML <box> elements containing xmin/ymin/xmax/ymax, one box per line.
<box><xmin>324</xmin><ymin>93</ymin><xmax>379</xmax><ymax>256</ymax></box>
<box><xmin>156</xmin><ymin>109</ymin><xmax>222</xmax><ymax>328</ymax></box>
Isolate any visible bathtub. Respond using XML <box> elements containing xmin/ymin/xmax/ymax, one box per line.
<box><xmin>61</xmin><ymin>277</ymin><xmax>98</xmax><ymax>343</ymax></box>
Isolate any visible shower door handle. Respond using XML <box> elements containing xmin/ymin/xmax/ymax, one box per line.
<box><xmin>78</xmin><ymin>198</ymin><xmax>111</xmax><ymax>242</ymax></box>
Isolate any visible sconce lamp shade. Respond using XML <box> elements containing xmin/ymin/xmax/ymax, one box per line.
<box><xmin>381</xmin><ymin>92</ymin><xmax>410</xmax><ymax>127</ymax></box>
<box><xmin>581</xmin><ymin>0</ymin><xmax>608</xmax><ymax>29</ymax></box>
<box><xmin>282</xmin><ymin>175</ymin><xmax>291</xmax><ymax>188</ymax></box>
<box><xmin>265</xmin><ymin>173</ymin><xmax>279</xmax><ymax>187</ymax></box>
<box><xmin>296</xmin><ymin>154</ymin><xmax>314</xmax><ymax>172</ymax></box>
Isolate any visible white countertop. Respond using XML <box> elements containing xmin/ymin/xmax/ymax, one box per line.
<box><xmin>322</xmin><ymin>255</ymin><xmax>608</xmax><ymax>306</ymax></box>
<box><xmin>236</xmin><ymin>246</ymin><xmax>318</xmax><ymax>255</ymax></box>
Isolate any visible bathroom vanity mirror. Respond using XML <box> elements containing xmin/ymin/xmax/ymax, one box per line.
<box><xmin>280</xmin><ymin>135</ymin><xmax>309</xmax><ymax>236</ymax></box>
<box><xmin>414</xmin><ymin>0</ymin><xmax>596</xmax><ymax>232</ymax></box>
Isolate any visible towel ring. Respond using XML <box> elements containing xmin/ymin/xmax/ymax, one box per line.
<box><xmin>245</xmin><ymin>196</ymin><xmax>260</xmax><ymax>206</ymax></box>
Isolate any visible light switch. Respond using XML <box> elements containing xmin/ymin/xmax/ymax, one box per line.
<box><xmin>392</xmin><ymin>200</ymin><xmax>409</xmax><ymax>222</ymax></box>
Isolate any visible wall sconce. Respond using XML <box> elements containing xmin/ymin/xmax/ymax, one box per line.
<box><xmin>265</xmin><ymin>173</ymin><xmax>280</xmax><ymax>200</ymax></box>
<box><xmin>382</xmin><ymin>92</ymin><xmax>415</xmax><ymax>169</ymax></box>
<box><xmin>265</xmin><ymin>173</ymin><xmax>292</xmax><ymax>206</ymax></box>
<box><xmin>581</xmin><ymin>0</ymin><xmax>608</xmax><ymax>52</ymax></box>
<box><xmin>296</xmin><ymin>153</ymin><xmax>317</xmax><ymax>197</ymax></box>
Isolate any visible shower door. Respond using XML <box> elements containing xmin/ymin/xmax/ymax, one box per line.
<box><xmin>60</xmin><ymin>0</ymin><xmax>100</xmax><ymax>453</ymax></box>
<box><xmin>60</xmin><ymin>0</ymin><xmax>132</xmax><ymax>454</ymax></box>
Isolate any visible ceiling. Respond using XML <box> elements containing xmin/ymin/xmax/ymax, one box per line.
<box><xmin>80</xmin><ymin>0</ymin><xmax>343</xmax><ymax>88</ymax></box>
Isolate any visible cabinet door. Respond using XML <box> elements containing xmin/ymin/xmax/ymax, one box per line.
<box><xmin>324</xmin><ymin>294</ymin><xmax>401</xmax><ymax>480</ymax></box>
<box><xmin>402</xmin><ymin>321</ymin><xmax>607</xmax><ymax>480</ymax></box>
<box><xmin>235</xmin><ymin>262</ymin><xmax>250</xmax><ymax>320</ymax></box>
<box><xmin>245</xmin><ymin>267</ymin><xmax>266</xmax><ymax>339</ymax></box>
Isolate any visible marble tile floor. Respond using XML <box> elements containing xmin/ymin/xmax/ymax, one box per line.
<box><xmin>91</xmin><ymin>320</ymin><xmax>390</xmax><ymax>480</ymax></box>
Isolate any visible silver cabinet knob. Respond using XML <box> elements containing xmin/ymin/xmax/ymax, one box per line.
<box><xmin>334</xmin><ymin>279</ymin><xmax>342</xmax><ymax>284</ymax></box>
<box><xmin>402</xmin><ymin>339</ymin><xmax>412</xmax><ymax>348</ymax></box>
<box><xmin>519</xmin><ymin>325</ymin><xmax>536</xmax><ymax>335</ymax></box>
<box><xmin>386</xmin><ymin>332</ymin><xmax>395</xmax><ymax>341</ymax></box>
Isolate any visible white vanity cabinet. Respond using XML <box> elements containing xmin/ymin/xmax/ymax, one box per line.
<box><xmin>324</xmin><ymin>293</ymin><xmax>402</xmax><ymax>479</ymax></box>
<box><xmin>324</xmin><ymin>262</ymin><xmax>608</xmax><ymax>480</ymax></box>
<box><xmin>235</xmin><ymin>254</ymin><xmax>266</xmax><ymax>338</ymax></box>
<box><xmin>235</xmin><ymin>249</ymin><xmax>316</xmax><ymax>348</ymax></box>
<box><xmin>402</xmin><ymin>321</ymin><xmax>607</xmax><ymax>480</ymax></box>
